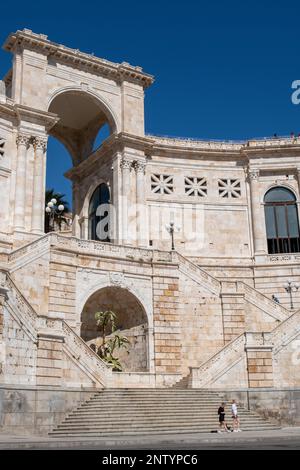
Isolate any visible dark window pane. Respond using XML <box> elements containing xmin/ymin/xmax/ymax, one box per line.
<box><xmin>88</xmin><ymin>183</ymin><xmax>111</xmax><ymax>241</ymax></box>
<box><xmin>264</xmin><ymin>187</ymin><xmax>296</xmax><ymax>203</ymax></box>
<box><xmin>287</xmin><ymin>205</ymin><xmax>299</xmax><ymax>237</ymax></box>
<box><xmin>265</xmin><ymin>206</ymin><xmax>276</xmax><ymax>238</ymax></box>
<box><xmin>275</xmin><ymin>206</ymin><xmax>288</xmax><ymax>237</ymax></box>
<box><xmin>264</xmin><ymin>186</ymin><xmax>300</xmax><ymax>254</ymax></box>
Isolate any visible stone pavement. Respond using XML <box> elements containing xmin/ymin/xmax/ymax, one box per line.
<box><xmin>0</xmin><ymin>427</ymin><xmax>299</xmax><ymax>450</ymax></box>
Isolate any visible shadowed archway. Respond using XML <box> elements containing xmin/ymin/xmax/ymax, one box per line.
<box><xmin>80</xmin><ymin>286</ymin><xmax>149</xmax><ymax>372</ymax></box>
<box><xmin>48</xmin><ymin>89</ymin><xmax>116</xmax><ymax>165</ymax></box>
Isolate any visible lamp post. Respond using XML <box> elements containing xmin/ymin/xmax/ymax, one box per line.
<box><xmin>45</xmin><ymin>198</ymin><xmax>65</xmax><ymax>232</ymax></box>
<box><xmin>165</xmin><ymin>222</ymin><xmax>181</xmax><ymax>251</ymax></box>
<box><xmin>284</xmin><ymin>280</ymin><xmax>299</xmax><ymax>310</ymax></box>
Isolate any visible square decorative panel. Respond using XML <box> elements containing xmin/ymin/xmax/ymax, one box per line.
<box><xmin>151</xmin><ymin>174</ymin><xmax>174</xmax><ymax>194</ymax></box>
<box><xmin>184</xmin><ymin>177</ymin><xmax>207</xmax><ymax>196</ymax></box>
<box><xmin>218</xmin><ymin>179</ymin><xmax>241</xmax><ymax>198</ymax></box>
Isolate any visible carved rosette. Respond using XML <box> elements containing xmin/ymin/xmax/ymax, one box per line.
<box><xmin>16</xmin><ymin>133</ymin><xmax>31</xmax><ymax>148</ymax></box>
<box><xmin>33</xmin><ymin>136</ymin><xmax>48</xmax><ymax>153</ymax></box>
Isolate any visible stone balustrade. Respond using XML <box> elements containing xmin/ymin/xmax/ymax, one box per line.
<box><xmin>190</xmin><ymin>334</ymin><xmax>245</xmax><ymax>388</ymax></box>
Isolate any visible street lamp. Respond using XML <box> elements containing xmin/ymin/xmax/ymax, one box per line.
<box><xmin>165</xmin><ymin>222</ymin><xmax>181</xmax><ymax>251</ymax></box>
<box><xmin>283</xmin><ymin>280</ymin><xmax>299</xmax><ymax>310</ymax></box>
<box><xmin>45</xmin><ymin>198</ymin><xmax>65</xmax><ymax>232</ymax></box>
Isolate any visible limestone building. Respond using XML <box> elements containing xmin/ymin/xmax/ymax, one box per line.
<box><xmin>0</xmin><ymin>29</ymin><xmax>299</xmax><ymax>433</ymax></box>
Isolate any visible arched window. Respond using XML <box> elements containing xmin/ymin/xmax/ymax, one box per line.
<box><xmin>88</xmin><ymin>183</ymin><xmax>110</xmax><ymax>241</ymax></box>
<box><xmin>264</xmin><ymin>187</ymin><xmax>300</xmax><ymax>254</ymax></box>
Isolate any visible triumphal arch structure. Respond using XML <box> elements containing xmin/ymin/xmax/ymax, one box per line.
<box><xmin>0</xmin><ymin>29</ymin><xmax>300</xmax><ymax>433</ymax></box>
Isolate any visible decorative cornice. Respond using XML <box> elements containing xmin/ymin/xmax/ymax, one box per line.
<box><xmin>15</xmin><ymin>104</ymin><xmax>60</xmax><ymax>131</ymax></box>
<box><xmin>3</xmin><ymin>29</ymin><xmax>154</xmax><ymax>89</ymax></box>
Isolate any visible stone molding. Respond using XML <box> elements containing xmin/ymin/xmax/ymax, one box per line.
<box><xmin>3</xmin><ymin>29</ymin><xmax>154</xmax><ymax>89</ymax></box>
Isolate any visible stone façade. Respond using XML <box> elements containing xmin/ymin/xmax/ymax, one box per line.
<box><xmin>0</xmin><ymin>29</ymin><xmax>299</xmax><ymax>432</ymax></box>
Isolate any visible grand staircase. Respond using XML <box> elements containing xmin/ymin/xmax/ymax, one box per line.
<box><xmin>49</xmin><ymin>389</ymin><xmax>278</xmax><ymax>438</ymax></box>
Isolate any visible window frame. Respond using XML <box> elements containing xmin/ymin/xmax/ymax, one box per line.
<box><xmin>264</xmin><ymin>187</ymin><xmax>300</xmax><ymax>254</ymax></box>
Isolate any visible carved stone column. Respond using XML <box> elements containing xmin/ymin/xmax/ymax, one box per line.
<box><xmin>249</xmin><ymin>168</ymin><xmax>266</xmax><ymax>255</ymax></box>
<box><xmin>31</xmin><ymin>136</ymin><xmax>47</xmax><ymax>234</ymax></box>
<box><xmin>14</xmin><ymin>133</ymin><xmax>31</xmax><ymax>231</ymax></box>
<box><xmin>135</xmin><ymin>160</ymin><xmax>147</xmax><ymax>247</ymax></box>
<box><xmin>121</xmin><ymin>158</ymin><xmax>132</xmax><ymax>245</ymax></box>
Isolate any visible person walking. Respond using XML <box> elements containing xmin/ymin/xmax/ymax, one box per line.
<box><xmin>231</xmin><ymin>400</ymin><xmax>241</xmax><ymax>432</ymax></box>
<box><xmin>218</xmin><ymin>402</ymin><xmax>230</xmax><ymax>432</ymax></box>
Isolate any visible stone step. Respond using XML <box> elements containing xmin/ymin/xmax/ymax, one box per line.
<box><xmin>50</xmin><ymin>424</ymin><xmax>278</xmax><ymax>437</ymax></box>
<box><xmin>87</xmin><ymin>396</ymin><xmax>222</xmax><ymax>402</ymax></box>
<box><xmin>60</xmin><ymin>419</ymin><xmax>271</xmax><ymax>428</ymax></box>
<box><xmin>49</xmin><ymin>389</ymin><xmax>278</xmax><ymax>438</ymax></box>
<box><xmin>69</xmin><ymin>408</ymin><xmax>258</xmax><ymax>415</ymax></box>
<box><xmin>66</xmin><ymin>410</ymin><xmax>264</xmax><ymax>421</ymax></box>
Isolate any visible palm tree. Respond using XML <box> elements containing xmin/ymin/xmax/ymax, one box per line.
<box><xmin>94</xmin><ymin>310</ymin><xmax>130</xmax><ymax>371</ymax></box>
<box><xmin>45</xmin><ymin>189</ymin><xmax>70</xmax><ymax>233</ymax></box>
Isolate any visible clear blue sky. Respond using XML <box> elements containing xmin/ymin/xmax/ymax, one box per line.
<box><xmin>1</xmin><ymin>0</ymin><xmax>300</xmax><ymax>206</ymax></box>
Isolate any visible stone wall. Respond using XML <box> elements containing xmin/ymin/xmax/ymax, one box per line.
<box><xmin>221</xmin><ymin>388</ymin><xmax>300</xmax><ymax>426</ymax></box>
<box><xmin>87</xmin><ymin>324</ymin><xmax>148</xmax><ymax>372</ymax></box>
<box><xmin>152</xmin><ymin>267</ymin><xmax>182</xmax><ymax>374</ymax></box>
<box><xmin>2</xmin><ymin>305</ymin><xmax>37</xmax><ymax>385</ymax></box>
<box><xmin>0</xmin><ymin>385</ymin><xmax>94</xmax><ymax>436</ymax></box>
<box><xmin>179</xmin><ymin>271</ymin><xmax>224</xmax><ymax>373</ymax></box>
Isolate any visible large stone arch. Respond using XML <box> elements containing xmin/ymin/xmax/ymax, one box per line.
<box><xmin>48</xmin><ymin>87</ymin><xmax>119</xmax><ymax>165</ymax></box>
<box><xmin>77</xmin><ymin>270</ymin><xmax>154</xmax><ymax>372</ymax></box>
<box><xmin>80</xmin><ymin>285</ymin><xmax>150</xmax><ymax>372</ymax></box>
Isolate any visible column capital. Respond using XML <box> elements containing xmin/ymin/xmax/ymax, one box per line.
<box><xmin>120</xmin><ymin>158</ymin><xmax>133</xmax><ymax>170</ymax></box>
<box><xmin>33</xmin><ymin>136</ymin><xmax>47</xmax><ymax>152</ymax></box>
<box><xmin>16</xmin><ymin>133</ymin><xmax>31</xmax><ymax>148</ymax></box>
<box><xmin>248</xmin><ymin>168</ymin><xmax>260</xmax><ymax>181</ymax></box>
<box><xmin>134</xmin><ymin>160</ymin><xmax>146</xmax><ymax>174</ymax></box>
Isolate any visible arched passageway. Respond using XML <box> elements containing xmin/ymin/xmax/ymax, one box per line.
<box><xmin>80</xmin><ymin>286</ymin><xmax>149</xmax><ymax>372</ymax></box>
<box><xmin>48</xmin><ymin>90</ymin><xmax>115</xmax><ymax>164</ymax></box>
<box><xmin>43</xmin><ymin>90</ymin><xmax>116</xmax><ymax>236</ymax></box>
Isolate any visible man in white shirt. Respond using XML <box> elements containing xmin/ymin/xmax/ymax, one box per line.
<box><xmin>231</xmin><ymin>400</ymin><xmax>241</xmax><ymax>432</ymax></box>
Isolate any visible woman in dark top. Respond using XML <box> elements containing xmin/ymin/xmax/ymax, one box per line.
<box><xmin>218</xmin><ymin>403</ymin><xmax>230</xmax><ymax>432</ymax></box>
